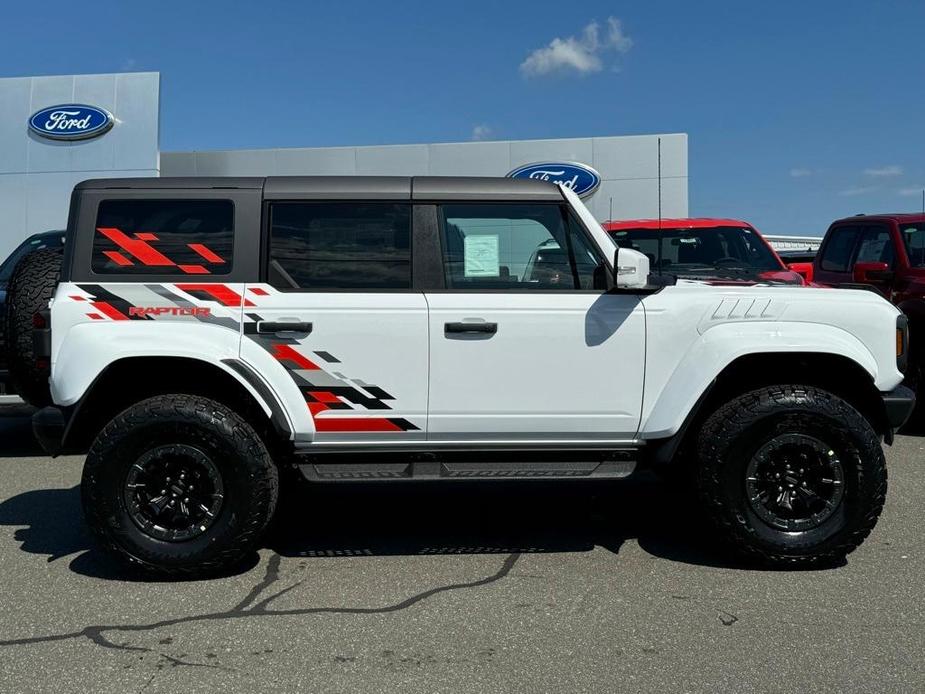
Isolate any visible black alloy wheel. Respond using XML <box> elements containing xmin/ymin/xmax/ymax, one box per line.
<box><xmin>744</xmin><ymin>433</ymin><xmax>845</xmax><ymax>532</ymax></box>
<box><xmin>123</xmin><ymin>444</ymin><xmax>225</xmax><ymax>542</ymax></box>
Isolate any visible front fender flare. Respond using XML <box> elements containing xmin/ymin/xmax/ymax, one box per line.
<box><xmin>640</xmin><ymin>321</ymin><xmax>879</xmax><ymax>439</ymax></box>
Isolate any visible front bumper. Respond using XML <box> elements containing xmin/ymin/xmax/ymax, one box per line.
<box><xmin>883</xmin><ymin>384</ymin><xmax>916</xmax><ymax>431</ymax></box>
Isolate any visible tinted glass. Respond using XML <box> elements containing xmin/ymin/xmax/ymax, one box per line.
<box><xmin>268</xmin><ymin>202</ymin><xmax>411</xmax><ymax>290</ymax></box>
<box><xmin>900</xmin><ymin>223</ymin><xmax>925</xmax><ymax>267</ymax></box>
<box><xmin>819</xmin><ymin>226</ymin><xmax>861</xmax><ymax>272</ymax></box>
<box><xmin>855</xmin><ymin>226</ymin><xmax>895</xmax><ymax>267</ymax></box>
<box><xmin>93</xmin><ymin>200</ymin><xmax>233</xmax><ymax>275</ymax></box>
<box><xmin>609</xmin><ymin>226</ymin><xmax>781</xmax><ymax>276</ymax></box>
<box><xmin>0</xmin><ymin>232</ymin><xmax>65</xmax><ymax>282</ymax></box>
<box><xmin>440</xmin><ymin>204</ymin><xmax>597</xmax><ymax>290</ymax></box>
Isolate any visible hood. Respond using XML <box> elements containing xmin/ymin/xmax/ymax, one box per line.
<box><xmin>674</xmin><ymin>269</ymin><xmax>806</xmax><ymax>287</ymax></box>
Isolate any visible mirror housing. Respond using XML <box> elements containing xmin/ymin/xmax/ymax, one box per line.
<box><xmin>613</xmin><ymin>247</ymin><xmax>650</xmax><ymax>290</ymax></box>
<box><xmin>853</xmin><ymin>261</ymin><xmax>893</xmax><ymax>284</ymax></box>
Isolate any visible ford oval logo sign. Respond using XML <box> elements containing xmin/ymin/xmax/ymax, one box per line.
<box><xmin>28</xmin><ymin>104</ymin><xmax>114</xmax><ymax>141</ymax></box>
<box><xmin>507</xmin><ymin>161</ymin><xmax>601</xmax><ymax>197</ymax></box>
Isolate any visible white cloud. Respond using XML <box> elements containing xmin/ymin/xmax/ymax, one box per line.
<box><xmin>838</xmin><ymin>185</ymin><xmax>878</xmax><ymax>197</ymax></box>
<box><xmin>899</xmin><ymin>186</ymin><xmax>925</xmax><ymax>197</ymax></box>
<box><xmin>520</xmin><ymin>17</ymin><xmax>632</xmax><ymax>78</ymax></box>
<box><xmin>120</xmin><ymin>58</ymin><xmax>137</xmax><ymax>71</ymax></box>
<box><xmin>471</xmin><ymin>124</ymin><xmax>493</xmax><ymax>141</ymax></box>
<box><xmin>864</xmin><ymin>165</ymin><xmax>903</xmax><ymax>177</ymax></box>
<box><xmin>789</xmin><ymin>168</ymin><xmax>812</xmax><ymax>178</ymax></box>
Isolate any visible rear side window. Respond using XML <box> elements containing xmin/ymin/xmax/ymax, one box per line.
<box><xmin>93</xmin><ymin>200</ymin><xmax>233</xmax><ymax>275</ymax></box>
<box><xmin>267</xmin><ymin>202</ymin><xmax>411</xmax><ymax>290</ymax></box>
<box><xmin>819</xmin><ymin>226</ymin><xmax>861</xmax><ymax>272</ymax></box>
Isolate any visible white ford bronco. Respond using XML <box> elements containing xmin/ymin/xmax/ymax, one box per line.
<box><xmin>8</xmin><ymin>176</ymin><xmax>913</xmax><ymax>575</ymax></box>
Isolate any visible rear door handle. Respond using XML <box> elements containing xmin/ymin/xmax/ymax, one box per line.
<box><xmin>257</xmin><ymin>321</ymin><xmax>313</xmax><ymax>334</ymax></box>
<box><xmin>444</xmin><ymin>321</ymin><xmax>497</xmax><ymax>335</ymax></box>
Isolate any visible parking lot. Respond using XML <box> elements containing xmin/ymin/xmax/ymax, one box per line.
<box><xmin>0</xmin><ymin>406</ymin><xmax>921</xmax><ymax>694</ymax></box>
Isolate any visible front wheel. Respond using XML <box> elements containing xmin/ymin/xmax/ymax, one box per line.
<box><xmin>81</xmin><ymin>394</ymin><xmax>279</xmax><ymax>576</ymax></box>
<box><xmin>696</xmin><ymin>385</ymin><xmax>886</xmax><ymax>567</ymax></box>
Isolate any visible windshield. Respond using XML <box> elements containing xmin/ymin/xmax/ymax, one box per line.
<box><xmin>608</xmin><ymin>226</ymin><xmax>783</xmax><ymax>276</ymax></box>
<box><xmin>900</xmin><ymin>223</ymin><xmax>925</xmax><ymax>268</ymax></box>
<box><xmin>0</xmin><ymin>232</ymin><xmax>65</xmax><ymax>282</ymax></box>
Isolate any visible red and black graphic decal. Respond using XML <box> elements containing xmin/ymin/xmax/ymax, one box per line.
<box><xmin>176</xmin><ymin>284</ymin><xmax>254</xmax><ymax>307</ymax></box>
<box><xmin>95</xmin><ymin>227</ymin><xmax>228</xmax><ymax>275</ymax></box>
<box><xmin>76</xmin><ymin>284</ymin><xmax>153</xmax><ymax>321</ymax></box>
<box><xmin>260</xmin><ymin>339</ymin><xmax>418</xmax><ymax>433</ymax></box>
<box><xmin>72</xmin><ymin>284</ymin><xmax>240</xmax><ymax>332</ymax></box>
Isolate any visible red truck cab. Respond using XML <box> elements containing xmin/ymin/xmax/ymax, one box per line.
<box><xmin>604</xmin><ymin>218</ymin><xmax>806</xmax><ymax>285</ymax></box>
<box><xmin>813</xmin><ymin>213</ymin><xmax>925</xmax><ymax>396</ymax></box>
<box><xmin>813</xmin><ymin>214</ymin><xmax>925</xmax><ymax>300</ymax></box>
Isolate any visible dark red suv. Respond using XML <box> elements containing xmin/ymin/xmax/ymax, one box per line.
<box><xmin>813</xmin><ymin>212</ymin><xmax>925</xmax><ymax>389</ymax></box>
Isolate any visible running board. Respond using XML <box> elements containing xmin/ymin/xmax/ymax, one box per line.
<box><xmin>296</xmin><ymin>450</ymin><xmax>639</xmax><ymax>482</ymax></box>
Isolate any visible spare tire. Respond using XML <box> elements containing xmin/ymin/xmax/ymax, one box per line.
<box><xmin>5</xmin><ymin>248</ymin><xmax>62</xmax><ymax>406</ymax></box>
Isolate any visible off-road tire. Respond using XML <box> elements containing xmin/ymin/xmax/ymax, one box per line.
<box><xmin>82</xmin><ymin>394</ymin><xmax>279</xmax><ymax>576</ymax></box>
<box><xmin>4</xmin><ymin>247</ymin><xmax>62</xmax><ymax>406</ymax></box>
<box><xmin>696</xmin><ymin>385</ymin><xmax>887</xmax><ymax>567</ymax></box>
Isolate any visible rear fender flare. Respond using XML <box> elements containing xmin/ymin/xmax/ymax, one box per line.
<box><xmin>52</xmin><ymin>321</ymin><xmax>294</xmax><ymax>438</ymax></box>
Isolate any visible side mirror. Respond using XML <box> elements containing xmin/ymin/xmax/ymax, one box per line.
<box><xmin>787</xmin><ymin>262</ymin><xmax>814</xmax><ymax>282</ymax></box>
<box><xmin>613</xmin><ymin>247</ymin><xmax>650</xmax><ymax>290</ymax></box>
<box><xmin>853</xmin><ymin>261</ymin><xmax>893</xmax><ymax>284</ymax></box>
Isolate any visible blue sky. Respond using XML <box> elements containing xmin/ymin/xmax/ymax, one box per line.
<box><xmin>2</xmin><ymin>0</ymin><xmax>924</xmax><ymax>235</ymax></box>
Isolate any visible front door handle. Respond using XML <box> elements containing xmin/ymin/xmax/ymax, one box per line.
<box><xmin>444</xmin><ymin>321</ymin><xmax>497</xmax><ymax>335</ymax></box>
<box><xmin>257</xmin><ymin>321</ymin><xmax>313</xmax><ymax>334</ymax></box>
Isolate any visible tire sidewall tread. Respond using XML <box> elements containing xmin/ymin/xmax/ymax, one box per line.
<box><xmin>81</xmin><ymin>394</ymin><xmax>279</xmax><ymax>577</ymax></box>
<box><xmin>696</xmin><ymin>385</ymin><xmax>887</xmax><ymax>567</ymax></box>
<box><xmin>4</xmin><ymin>248</ymin><xmax>62</xmax><ymax>406</ymax></box>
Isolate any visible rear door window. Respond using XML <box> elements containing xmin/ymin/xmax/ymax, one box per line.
<box><xmin>267</xmin><ymin>202</ymin><xmax>412</xmax><ymax>290</ymax></box>
<box><xmin>92</xmin><ymin>199</ymin><xmax>234</xmax><ymax>275</ymax></box>
<box><xmin>854</xmin><ymin>226</ymin><xmax>895</xmax><ymax>267</ymax></box>
<box><xmin>901</xmin><ymin>223</ymin><xmax>925</xmax><ymax>267</ymax></box>
<box><xmin>819</xmin><ymin>226</ymin><xmax>861</xmax><ymax>272</ymax></box>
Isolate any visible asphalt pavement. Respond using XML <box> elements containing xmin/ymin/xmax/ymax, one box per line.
<box><xmin>0</xmin><ymin>407</ymin><xmax>921</xmax><ymax>693</ymax></box>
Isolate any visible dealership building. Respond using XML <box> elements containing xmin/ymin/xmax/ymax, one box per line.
<box><xmin>0</xmin><ymin>71</ymin><xmax>688</xmax><ymax>260</ymax></box>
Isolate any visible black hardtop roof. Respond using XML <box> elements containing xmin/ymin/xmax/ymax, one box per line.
<box><xmin>74</xmin><ymin>175</ymin><xmax>564</xmax><ymax>201</ymax></box>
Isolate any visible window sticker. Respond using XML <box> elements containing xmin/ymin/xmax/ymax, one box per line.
<box><xmin>463</xmin><ymin>235</ymin><xmax>500</xmax><ymax>277</ymax></box>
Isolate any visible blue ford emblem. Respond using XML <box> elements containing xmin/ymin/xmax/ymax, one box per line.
<box><xmin>507</xmin><ymin>161</ymin><xmax>602</xmax><ymax>197</ymax></box>
<box><xmin>29</xmin><ymin>104</ymin><xmax>114</xmax><ymax>141</ymax></box>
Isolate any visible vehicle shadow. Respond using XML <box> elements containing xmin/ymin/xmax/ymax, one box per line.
<box><xmin>0</xmin><ymin>472</ymin><xmax>797</xmax><ymax>583</ymax></box>
<box><xmin>898</xmin><ymin>415</ymin><xmax>925</xmax><ymax>437</ymax></box>
<box><xmin>0</xmin><ymin>409</ymin><xmax>847</xmax><ymax>579</ymax></box>
<box><xmin>0</xmin><ymin>405</ymin><xmax>44</xmax><ymax>457</ymax></box>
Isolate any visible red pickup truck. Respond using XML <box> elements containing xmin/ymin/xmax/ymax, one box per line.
<box><xmin>605</xmin><ymin>218</ymin><xmax>806</xmax><ymax>285</ymax></box>
<box><xmin>812</xmin><ymin>212</ymin><xmax>925</xmax><ymax>403</ymax></box>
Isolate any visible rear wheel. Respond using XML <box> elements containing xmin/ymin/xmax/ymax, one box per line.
<box><xmin>4</xmin><ymin>248</ymin><xmax>62</xmax><ymax>406</ymax></box>
<box><xmin>81</xmin><ymin>394</ymin><xmax>279</xmax><ymax>576</ymax></box>
<box><xmin>696</xmin><ymin>385</ymin><xmax>886</xmax><ymax>567</ymax></box>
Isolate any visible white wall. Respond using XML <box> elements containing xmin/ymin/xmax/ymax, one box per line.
<box><xmin>0</xmin><ymin>70</ymin><xmax>686</xmax><ymax>262</ymax></box>
<box><xmin>0</xmin><ymin>72</ymin><xmax>160</xmax><ymax>258</ymax></box>
<box><xmin>162</xmin><ymin>133</ymin><xmax>688</xmax><ymax>222</ymax></box>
